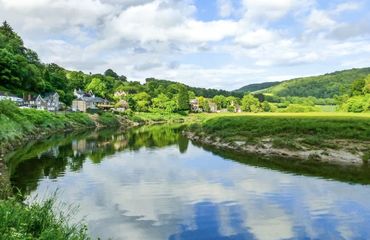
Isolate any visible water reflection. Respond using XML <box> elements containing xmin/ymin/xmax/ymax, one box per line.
<box><xmin>7</xmin><ymin>125</ymin><xmax>370</xmax><ymax>239</ymax></box>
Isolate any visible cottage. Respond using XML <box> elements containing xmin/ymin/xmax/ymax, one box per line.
<box><xmin>190</xmin><ymin>99</ymin><xmax>200</xmax><ymax>112</ymax></box>
<box><xmin>35</xmin><ymin>92</ymin><xmax>60</xmax><ymax>111</ymax></box>
<box><xmin>114</xmin><ymin>90</ymin><xmax>127</xmax><ymax>99</ymax></box>
<box><xmin>72</xmin><ymin>89</ymin><xmax>109</xmax><ymax>112</ymax></box>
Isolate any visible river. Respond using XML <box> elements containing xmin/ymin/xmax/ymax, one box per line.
<box><xmin>6</xmin><ymin>125</ymin><xmax>370</xmax><ymax>240</ymax></box>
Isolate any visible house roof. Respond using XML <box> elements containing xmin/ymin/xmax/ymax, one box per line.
<box><xmin>79</xmin><ymin>96</ymin><xmax>108</xmax><ymax>103</ymax></box>
<box><xmin>44</xmin><ymin>92</ymin><xmax>59</xmax><ymax>100</ymax></box>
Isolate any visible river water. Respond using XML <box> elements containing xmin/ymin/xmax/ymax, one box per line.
<box><xmin>6</xmin><ymin>125</ymin><xmax>370</xmax><ymax>240</ymax></box>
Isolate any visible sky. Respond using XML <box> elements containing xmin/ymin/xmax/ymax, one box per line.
<box><xmin>1</xmin><ymin>0</ymin><xmax>370</xmax><ymax>90</ymax></box>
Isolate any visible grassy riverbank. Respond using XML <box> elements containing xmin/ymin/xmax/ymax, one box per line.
<box><xmin>186</xmin><ymin>112</ymin><xmax>370</xmax><ymax>164</ymax></box>
<box><xmin>0</xmin><ymin>101</ymin><xmax>123</xmax><ymax>153</ymax></box>
<box><xmin>0</xmin><ymin>197</ymin><xmax>89</xmax><ymax>240</ymax></box>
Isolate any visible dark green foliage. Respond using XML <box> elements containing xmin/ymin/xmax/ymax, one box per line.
<box><xmin>104</xmin><ymin>69</ymin><xmax>119</xmax><ymax>79</ymax></box>
<box><xmin>234</xmin><ymin>81</ymin><xmax>280</xmax><ymax>93</ymax></box>
<box><xmin>351</xmin><ymin>78</ymin><xmax>366</xmax><ymax>96</ymax></box>
<box><xmin>145</xmin><ymin>78</ymin><xmax>242</xmax><ymax>98</ymax></box>
<box><xmin>177</xmin><ymin>85</ymin><xmax>190</xmax><ymax>111</ymax></box>
<box><xmin>0</xmin><ymin>197</ymin><xmax>89</xmax><ymax>240</ymax></box>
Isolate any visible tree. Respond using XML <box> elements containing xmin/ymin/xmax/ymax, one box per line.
<box><xmin>152</xmin><ymin>93</ymin><xmax>177</xmax><ymax>112</ymax></box>
<box><xmin>241</xmin><ymin>94</ymin><xmax>261</xmax><ymax>112</ymax></box>
<box><xmin>104</xmin><ymin>69</ymin><xmax>119</xmax><ymax>79</ymax></box>
<box><xmin>350</xmin><ymin>78</ymin><xmax>365</xmax><ymax>96</ymax></box>
<box><xmin>127</xmin><ymin>95</ymin><xmax>137</xmax><ymax>111</ymax></box>
<box><xmin>262</xmin><ymin>101</ymin><xmax>272</xmax><ymax>112</ymax></box>
<box><xmin>177</xmin><ymin>86</ymin><xmax>190</xmax><ymax>111</ymax></box>
<box><xmin>213</xmin><ymin>95</ymin><xmax>227</xmax><ymax>109</ymax></box>
<box><xmin>133</xmin><ymin>92</ymin><xmax>151</xmax><ymax>112</ymax></box>
<box><xmin>363</xmin><ymin>75</ymin><xmax>370</xmax><ymax>94</ymax></box>
<box><xmin>86</xmin><ymin>78</ymin><xmax>107</xmax><ymax>97</ymax></box>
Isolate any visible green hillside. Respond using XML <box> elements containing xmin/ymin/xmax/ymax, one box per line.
<box><xmin>269</xmin><ymin>68</ymin><xmax>370</xmax><ymax>98</ymax></box>
<box><xmin>234</xmin><ymin>81</ymin><xmax>280</xmax><ymax>93</ymax></box>
<box><xmin>236</xmin><ymin>68</ymin><xmax>370</xmax><ymax>98</ymax></box>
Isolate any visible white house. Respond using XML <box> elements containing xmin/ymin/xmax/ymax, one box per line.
<box><xmin>35</xmin><ymin>92</ymin><xmax>60</xmax><ymax>111</ymax></box>
<box><xmin>0</xmin><ymin>92</ymin><xmax>24</xmax><ymax>105</ymax></box>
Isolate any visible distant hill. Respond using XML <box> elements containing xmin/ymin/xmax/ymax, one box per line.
<box><xmin>234</xmin><ymin>81</ymin><xmax>280</xmax><ymax>93</ymax></box>
<box><xmin>235</xmin><ymin>68</ymin><xmax>370</xmax><ymax>98</ymax></box>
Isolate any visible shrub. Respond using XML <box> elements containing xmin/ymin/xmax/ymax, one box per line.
<box><xmin>282</xmin><ymin>104</ymin><xmax>321</xmax><ymax>113</ymax></box>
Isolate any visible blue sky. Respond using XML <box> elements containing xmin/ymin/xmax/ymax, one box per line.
<box><xmin>1</xmin><ymin>0</ymin><xmax>370</xmax><ymax>90</ymax></box>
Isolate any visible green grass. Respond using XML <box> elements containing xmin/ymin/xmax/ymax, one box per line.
<box><xmin>187</xmin><ymin>112</ymin><xmax>370</xmax><ymax>152</ymax></box>
<box><xmin>131</xmin><ymin>112</ymin><xmax>187</xmax><ymax>123</ymax></box>
<box><xmin>197</xmin><ymin>114</ymin><xmax>370</xmax><ymax>140</ymax></box>
<box><xmin>0</xmin><ymin>197</ymin><xmax>89</xmax><ymax>240</ymax></box>
<box><xmin>0</xmin><ymin>101</ymin><xmax>113</xmax><ymax>148</ymax></box>
<box><xmin>96</xmin><ymin>112</ymin><xmax>120</xmax><ymax>126</ymax></box>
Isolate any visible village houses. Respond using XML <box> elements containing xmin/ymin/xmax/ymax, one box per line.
<box><xmin>72</xmin><ymin>89</ymin><xmax>109</xmax><ymax>112</ymax></box>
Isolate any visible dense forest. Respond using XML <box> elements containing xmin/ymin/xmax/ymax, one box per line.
<box><xmin>234</xmin><ymin>81</ymin><xmax>280</xmax><ymax>93</ymax></box>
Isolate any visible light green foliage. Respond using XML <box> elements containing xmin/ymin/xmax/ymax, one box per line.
<box><xmin>341</xmin><ymin>95</ymin><xmax>370</xmax><ymax>113</ymax></box>
<box><xmin>241</xmin><ymin>94</ymin><xmax>261</xmax><ymax>112</ymax></box>
<box><xmin>133</xmin><ymin>92</ymin><xmax>151</xmax><ymax>112</ymax></box>
<box><xmin>212</xmin><ymin>95</ymin><xmax>227</xmax><ymax>109</ymax></box>
<box><xmin>188</xmin><ymin>91</ymin><xmax>196</xmax><ymax>100</ymax></box>
<box><xmin>340</xmin><ymin>75</ymin><xmax>370</xmax><ymax>113</ymax></box>
<box><xmin>282</xmin><ymin>104</ymin><xmax>321</xmax><ymax>113</ymax></box>
<box><xmin>86</xmin><ymin>78</ymin><xmax>107</xmax><ymax>97</ymax></box>
<box><xmin>151</xmin><ymin>93</ymin><xmax>177</xmax><ymax>113</ymax></box>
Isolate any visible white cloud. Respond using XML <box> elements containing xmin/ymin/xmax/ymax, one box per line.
<box><xmin>235</xmin><ymin>28</ymin><xmax>278</xmax><ymax>48</ymax></box>
<box><xmin>104</xmin><ymin>0</ymin><xmax>237</xmax><ymax>43</ymax></box>
<box><xmin>306</xmin><ymin>9</ymin><xmax>336</xmax><ymax>32</ymax></box>
<box><xmin>0</xmin><ymin>0</ymin><xmax>369</xmax><ymax>90</ymax></box>
<box><xmin>217</xmin><ymin>0</ymin><xmax>234</xmax><ymax>18</ymax></box>
<box><xmin>241</xmin><ymin>0</ymin><xmax>312</xmax><ymax>22</ymax></box>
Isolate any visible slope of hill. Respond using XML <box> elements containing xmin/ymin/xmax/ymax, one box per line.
<box><xmin>234</xmin><ymin>81</ymin><xmax>280</xmax><ymax>93</ymax></box>
<box><xmin>235</xmin><ymin>68</ymin><xmax>370</xmax><ymax>98</ymax></box>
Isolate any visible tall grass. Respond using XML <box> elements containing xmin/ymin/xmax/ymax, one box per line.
<box><xmin>0</xmin><ymin>196</ymin><xmax>89</xmax><ymax>240</ymax></box>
